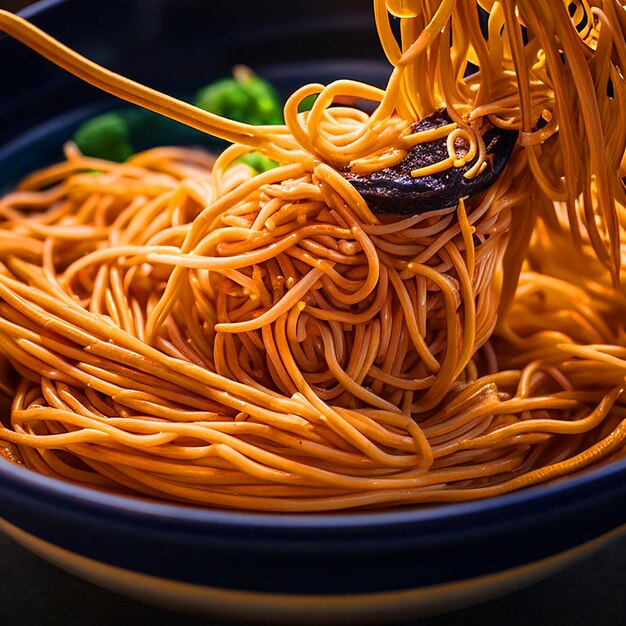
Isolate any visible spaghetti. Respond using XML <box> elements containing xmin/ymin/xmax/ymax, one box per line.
<box><xmin>0</xmin><ymin>1</ymin><xmax>623</xmax><ymax>511</ymax></box>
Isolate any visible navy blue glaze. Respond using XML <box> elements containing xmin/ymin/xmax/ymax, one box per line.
<box><xmin>1</xmin><ymin>457</ymin><xmax>626</xmax><ymax>594</ymax></box>
<box><xmin>0</xmin><ymin>0</ymin><xmax>625</xmax><ymax>598</ymax></box>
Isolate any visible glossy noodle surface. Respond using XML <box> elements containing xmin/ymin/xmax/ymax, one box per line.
<box><xmin>0</xmin><ymin>1</ymin><xmax>624</xmax><ymax>511</ymax></box>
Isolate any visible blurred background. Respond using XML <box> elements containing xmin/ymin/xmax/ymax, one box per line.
<box><xmin>3</xmin><ymin>1</ymin><xmax>31</xmax><ymax>10</ymax></box>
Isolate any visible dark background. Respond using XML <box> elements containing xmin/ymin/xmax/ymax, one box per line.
<box><xmin>1</xmin><ymin>0</ymin><xmax>625</xmax><ymax>624</ymax></box>
<box><xmin>2</xmin><ymin>0</ymin><xmax>29</xmax><ymax>10</ymax></box>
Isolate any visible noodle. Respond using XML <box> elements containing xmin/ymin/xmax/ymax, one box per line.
<box><xmin>0</xmin><ymin>1</ymin><xmax>623</xmax><ymax>511</ymax></box>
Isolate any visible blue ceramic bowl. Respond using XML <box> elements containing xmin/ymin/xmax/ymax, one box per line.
<box><xmin>1</xmin><ymin>1</ymin><xmax>626</xmax><ymax>622</ymax></box>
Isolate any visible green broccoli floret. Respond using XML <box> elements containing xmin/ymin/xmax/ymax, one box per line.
<box><xmin>239</xmin><ymin>152</ymin><xmax>278</xmax><ymax>173</ymax></box>
<box><xmin>73</xmin><ymin>112</ymin><xmax>134</xmax><ymax>162</ymax></box>
<box><xmin>72</xmin><ymin>69</ymin><xmax>283</xmax><ymax>163</ymax></box>
<box><xmin>194</xmin><ymin>66</ymin><xmax>283</xmax><ymax>126</ymax></box>
<box><xmin>194</xmin><ymin>78</ymin><xmax>251</xmax><ymax>122</ymax></box>
<box><xmin>298</xmin><ymin>94</ymin><xmax>319</xmax><ymax>113</ymax></box>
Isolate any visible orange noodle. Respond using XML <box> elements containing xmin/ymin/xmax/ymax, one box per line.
<box><xmin>0</xmin><ymin>1</ymin><xmax>623</xmax><ymax>511</ymax></box>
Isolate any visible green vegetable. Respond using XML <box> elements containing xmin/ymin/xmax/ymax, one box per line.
<box><xmin>298</xmin><ymin>94</ymin><xmax>319</xmax><ymax>113</ymax></box>
<box><xmin>72</xmin><ymin>68</ymin><xmax>284</xmax><ymax>163</ymax></box>
<box><xmin>194</xmin><ymin>66</ymin><xmax>283</xmax><ymax>126</ymax></box>
<box><xmin>73</xmin><ymin>112</ymin><xmax>134</xmax><ymax>162</ymax></box>
<box><xmin>239</xmin><ymin>152</ymin><xmax>278</xmax><ymax>173</ymax></box>
<box><xmin>194</xmin><ymin>78</ymin><xmax>251</xmax><ymax>122</ymax></box>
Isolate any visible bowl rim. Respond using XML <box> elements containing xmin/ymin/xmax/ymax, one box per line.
<box><xmin>17</xmin><ymin>0</ymin><xmax>68</xmax><ymax>19</ymax></box>
<box><xmin>3</xmin><ymin>0</ymin><xmax>626</xmax><ymax>535</ymax></box>
<box><xmin>2</xmin><ymin>454</ymin><xmax>626</xmax><ymax>530</ymax></box>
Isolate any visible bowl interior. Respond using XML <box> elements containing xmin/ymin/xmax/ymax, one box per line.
<box><xmin>1</xmin><ymin>0</ymin><xmax>626</xmax><ymax>536</ymax></box>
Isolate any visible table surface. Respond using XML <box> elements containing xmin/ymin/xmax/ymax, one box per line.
<box><xmin>1</xmin><ymin>530</ymin><xmax>625</xmax><ymax>625</ymax></box>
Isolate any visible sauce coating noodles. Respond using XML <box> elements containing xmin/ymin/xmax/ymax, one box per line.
<box><xmin>0</xmin><ymin>2</ymin><xmax>624</xmax><ymax>511</ymax></box>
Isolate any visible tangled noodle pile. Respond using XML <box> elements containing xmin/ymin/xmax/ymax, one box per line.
<box><xmin>0</xmin><ymin>1</ymin><xmax>623</xmax><ymax>511</ymax></box>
